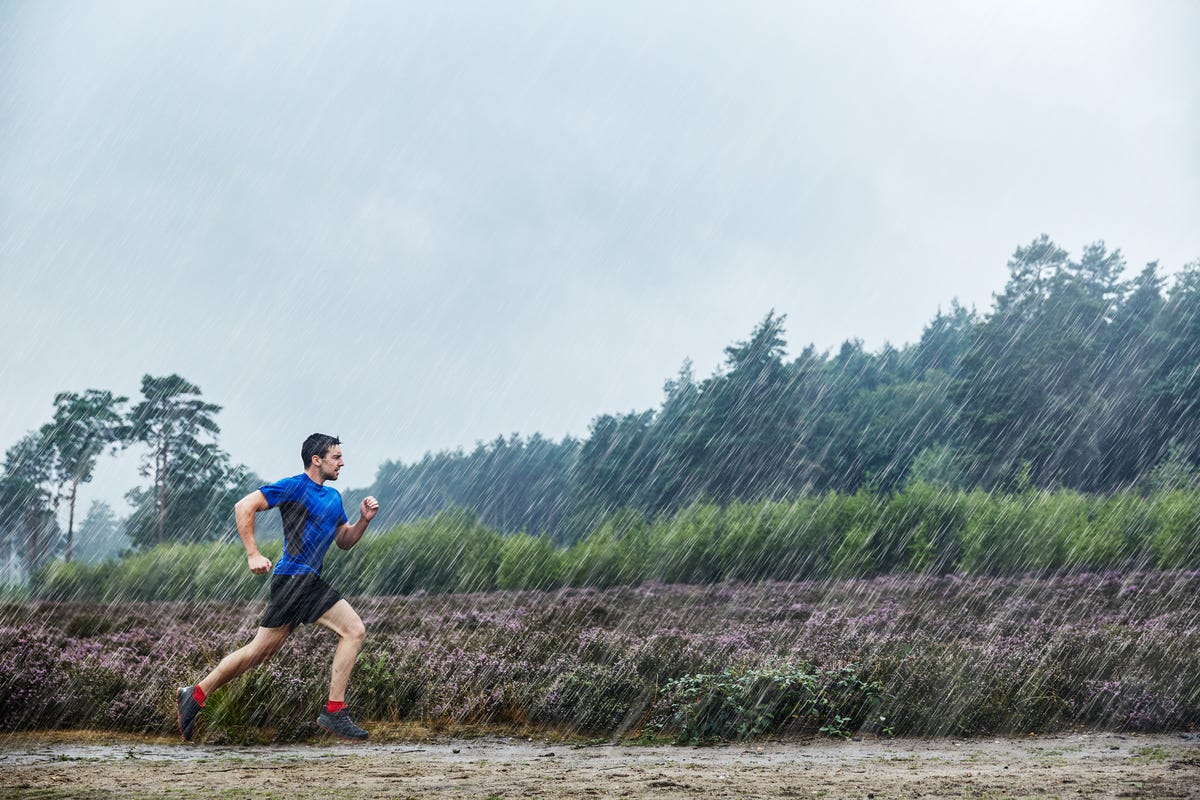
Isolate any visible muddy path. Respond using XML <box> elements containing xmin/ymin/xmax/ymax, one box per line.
<box><xmin>2</xmin><ymin>731</ymin><xmax>1198</xmax><ymax>799</ymax></box>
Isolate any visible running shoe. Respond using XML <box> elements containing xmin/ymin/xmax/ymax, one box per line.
<box><xmin>317</xmin><ymin>707</ymin><xmax>369</xmax><ymax>741</ymax></box>
<box><xmin>176</xmin><ymin>686</ymin><xmax>202</xmax><ymax>741</ymax></box>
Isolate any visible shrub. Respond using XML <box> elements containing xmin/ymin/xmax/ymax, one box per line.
<box><xmin>3</xmin><ymin>572</ymin><xmax>1200</xmax><ymax>740</ymax></box>
<box><xmin>651</xmin><ymin>663</ymin><xmax>883</xmax><ymax>744</ymax></box>
<box><xmin>564</xmin><ymin>510</ymin><xmax>649</xmax><ymax>589</ymax></box>
<box><xmin>496</xmin><ymin>533</ymin><xmax>563</xmax><ymax>591</ymax></box>
<box><xmin>531</xmin><ymin>660</ymin><xmax>652</xmax><ymax>734</ymax></box>
<box><xmin>1148</xmin><ymin>491</ymin><xmax>1200</xmax><ymax>569</ymax></box>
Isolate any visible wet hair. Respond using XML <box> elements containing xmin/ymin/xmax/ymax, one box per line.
<box><xmin>302</xmin><ymin>433</ymin><xmax>341</xmax><ymax>467</ymax></box>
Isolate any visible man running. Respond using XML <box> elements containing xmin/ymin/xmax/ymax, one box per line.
<box><xmin>176</xmin><ymin>433</ymin><xmax>380</xmax><ymax>741</ymax></box>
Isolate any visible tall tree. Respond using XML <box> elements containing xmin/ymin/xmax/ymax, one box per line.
<box><xmin>0</xmin><ymin>433</ymin><xmax>60</xmax><ymax>576</ymax></box>
<box><xmin>123</xmin><ymin>451</ymin><xmax>259</xmax><ymax>548</ymax></box>
<box><xmin>693</xmin><ymin>311</ymin><xmax>799</xmax><ymax>501</ymax></box>
<box><xmin>1144</xmin><ymin>263</ymin><xmax>1200</xmax><ymax>465</ymax></box>
<box><xmin>951</xmin><ymin>236</ymin><xmax>1098</xmax><ymax>489</ymax></box>
<box><xmin>640</xmin><ymin>359</ymin><xmax>707</xmax><ymax>514</ymax></box>
<box><xmin>74</xmin><ymin>500</ymin><xmax>128</xmax><ymax>563</ymax></box>
<box><xmin>808</xmin><ymin>338</ymin><xmax>886</xmax><ymax>492</ymax></box>
<box><xmin>127</xmin><ymin>374</ymin><xmax>222</xmax><ymax>546</ymax></box>
<box><xmin>903</xmin><ymin>300</ymin><xmax>977</xmax><ymax>379</ymax></box>
<box><xmin>1094</xmin><ymin>261</ymin><xmax>1166</xmax><ymax>485</ymax></box>
<box><xmin>39</xmin><ymin>389</ymin><xmax>127</xmax><ymax>561</ymax></box>
<box><xmin>571</xmin><ymin>411</ymin><xmax>657</xmax><ymax>532</ymax></box>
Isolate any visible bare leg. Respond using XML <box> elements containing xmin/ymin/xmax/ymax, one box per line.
<box><xmin>315</xmin><ymin>600</ymin><xmax>366</xmax><ymax>702</ymax></box>
<box><xmin>197</xmin><ymin>625</ymin><xmax>292</xmax><ymax>696</ymax></box>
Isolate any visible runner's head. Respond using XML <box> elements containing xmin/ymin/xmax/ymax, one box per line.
<box><xmin>303</xmin><ymin>433</ymin><xmax>344</xmax><ymax>482</ymax></box>
<box><xmin>302</xmin><ymin>433</ymin><xmax>342</xmax><ymax>469</ymax></box>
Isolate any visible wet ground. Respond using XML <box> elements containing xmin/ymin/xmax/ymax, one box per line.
<box><xmin>2</xmin><ymin>730</ymin><xmax>1198</xmax><ymax>799</ymax></box>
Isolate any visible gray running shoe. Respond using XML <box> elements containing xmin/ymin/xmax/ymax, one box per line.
<box><xmin>317</xmin><ymin>708</ymin><xmax>369</xmax><ymax>740</ymax></box>
<box><xmin>176</xmin><ymin>686</ymin><xmax>202</xmax><ymax>741</ymax></box>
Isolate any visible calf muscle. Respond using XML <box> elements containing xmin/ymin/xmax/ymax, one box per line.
<box><xmin>198</xmin><ymin>626</ymin><xmax>291</xmax><ymax>695</ymax></box>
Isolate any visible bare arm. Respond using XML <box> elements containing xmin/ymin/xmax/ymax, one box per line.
<box><xmin>234</xmin><ymin>489</ymin><xmax>273</xmax><ymax>574</ymax></box>
<box><xmin>335</xmin><ymin>496</ymin><xmax>379</xmax><ymax>550</ymax></box>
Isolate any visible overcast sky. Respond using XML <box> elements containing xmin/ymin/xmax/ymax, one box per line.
<box><xmin>2</xmin><ymin>0</ymin><xmax>1198</xmax><ymax>518</ymax></box>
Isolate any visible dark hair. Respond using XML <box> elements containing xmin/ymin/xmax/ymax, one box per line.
<box><xmin>302</xmin><ymin>433</ymin><xmax>341</xmax><ymax>467</ymax></box>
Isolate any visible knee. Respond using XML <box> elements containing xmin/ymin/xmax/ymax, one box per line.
<box><xmin>345</xmin><ymin>620</ymin><xmax>366</xmax><ymax>646</ymax></box>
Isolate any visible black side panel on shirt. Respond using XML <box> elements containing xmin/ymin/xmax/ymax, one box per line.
<box><xmin>278</xmin><ymin>501</ymin><xmax>308</xmax><ymax>557</ymax></box>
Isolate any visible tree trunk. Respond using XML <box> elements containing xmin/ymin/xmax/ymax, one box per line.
<box><xmin>26</xmin><ymin>508</ymin><xmax>40</xmax><ymax>576</ymax></box>
<box><xmin>65</xmin><ymin>478</ymin><xmax>80</xmax><ymax>563</ymax></box>
<box><xmin>156</xmin><ymin>433</ymin><xmax>169</xmax><ymax>545</ymax></box>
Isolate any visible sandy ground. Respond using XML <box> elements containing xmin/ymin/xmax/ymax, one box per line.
<box><xmin>1</xmin><ymin>731</ymin><xmax>1198</xmax><ymax>799</ymax></box>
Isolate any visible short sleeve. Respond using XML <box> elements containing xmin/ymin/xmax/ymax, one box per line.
<box><xmin>259</xmin><ymin>475</ymin><xmax>306</xmax><ymax>508</ymax></box>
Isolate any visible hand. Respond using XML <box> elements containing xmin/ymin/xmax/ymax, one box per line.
<box><xmin>360</xmin><ymin>496</ymin><xmax>380</xmax><ymax>522</ymax></box>
<box><xmin>248</xmin><ymin>554</ymin><xmax>272</xmax><ymax>575</ymax></box>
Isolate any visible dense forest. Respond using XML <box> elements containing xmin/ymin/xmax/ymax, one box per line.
<box><xmin>364</xmin><ymin>235</ymin><xmax>1200</xmax><ymax>543</ymax></box>
<box><xmin>3</xmin><ymin>235</ymin><xmax>1200</xmax><ymax>576</ymax></box>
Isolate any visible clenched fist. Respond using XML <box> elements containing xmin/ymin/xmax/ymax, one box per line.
<box><xmin>360</xmin><ymin>496</ymin><xmax>380</xmax><ymax>522</ymax></box>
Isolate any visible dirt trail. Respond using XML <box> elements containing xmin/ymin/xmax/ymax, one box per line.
<box><xmin>2</xmin><ymin>731</ymin><xmax>1198</xmax><ymax>799</ymax></box>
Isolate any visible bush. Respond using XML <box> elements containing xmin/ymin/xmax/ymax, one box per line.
<box><xmin>564</xmin><ymin>510</ymin><xmax>649</xmax><ymax>589</ymax></box>
<box><xmin>1148</xmin><ymin>491</ymin><xmax>1200</xmax><ymax>569</ymax></box>
<box><xmin>335</xmin><ymin>508</ymin><xmax>503</xmax><ymax>596</ymax></box>
<box><xmin>649</xmin><ymin>503</ymin><xmax>725</xmax><ymax>584</ymax></box>
<box><xmin>531</xmin><ymin>660</ymin><xmax>652</xmax><ymax>734</ymax></box>
<box><xmin>32</xmin><ymin>560</ymin><xmax>105</xmax><ymax>602</ymax></box>
<box><xmin>651</xmin><ymin>663</ymin><xmax>884</xmax><ymax>744</ymax></box>
<box><xmin>496</xmin><ymin>533</ymin><xmax>563</xmax><ymax>591</ymax></box>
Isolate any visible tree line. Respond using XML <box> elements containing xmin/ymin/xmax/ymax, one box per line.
<box><xmin>367</xmin><ymin>235</ymin><xmax>1200</xmax><ymax>543</ymax></box>
<box><xmin>4</xmin><ymin>234</ymin><xmax>1199</xmax><ymax>575</ymax></box>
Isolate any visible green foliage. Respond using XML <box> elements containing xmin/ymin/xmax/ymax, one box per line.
<box><xmin>755</xmin><ymin>496</ymin><xmax>843</xmax><ymax>580</ymax></box>
<box><xmin>830</xmin><ymin>526</ymin><xmax>873</xmax><ymax>578</ymax></box>
<box><xmin>72</xmin><ymin>501</ymin><xmax>129</xmax><ymax>564</ymax></box>
<box><xmin>31</xmin><ymin>559</ymin><xmax>105</xmax><ymax>602</ymax></box>
<box><xmin>562</xmin><ymin>510</ymin><xmax>649</xmax><ymax>589</ymax></box>
<box><xmin>370</xmin><ymin>433</ymin><xmax>579</xmax><ymax>543</ymax></box>
<box><xmin>892</xmin><ymin>482</ymin><xmax>968</xmax><ymax>573</ymax></box>
<box><xmin>25</xmin><ymin>478</ymin><xmax>1200</xmax><ymax>602</ymax></box>
<box><xmin>1147</xmin><ymin>490</ymin><xmax>1200</xmax><ymax>569</ymax></box>
<box><xmin>125</xmin><ymin>374</ymin><xmax>245</xmax><ymax>550</ymax></box>
<box><xmin>1136</xmin><ymin>442</ymin><xmax>1200</xmax><ymax>495</ymax></box>
<box><xmin>905</xmin><ymin>445</ymin><xmax>966</xmax><ymax>490</ymax></box>
<box><xmin>331</xmin><ymin>507</ymin><xmax>501</xmax><ymax>596</ymax></box>
<box><xmin>32</xmin><ymin>541</ymin><xmax>279</xmax><ymax>602</ymax></box>
<box><xmin>496</xmin><ymin>532</ymin><xmax>563</xmax><ymax>591</ymax></box>
<box><xmin>1</xmin><ymin>433</ymin><xmax>62</xmax><ymax>573</ymax></box>
<box><xmin>652</xmin><ymin>664</ymin><xmax>883</xmax><ymax>744</ymax></box>
<box><xmin>648</xmin><ymin>503</ymin><xmax>725</xmax><ymax>584</ymax></box>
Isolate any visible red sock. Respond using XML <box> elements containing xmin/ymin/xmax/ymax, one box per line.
<box><xmin>326</xmin><ymin>700</ymin><xmax>345</xmax><ymax>714</ymax></box>
<box><xmin>193</xmin><ymin>686</ymin><xmax>207</xmax><ymax>706</ymax></box>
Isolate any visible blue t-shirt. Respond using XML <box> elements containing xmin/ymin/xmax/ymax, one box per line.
<box><xmin>259</xmin><ymin>473</ymin><xmax>348</xmax><ymax>576</ymax></box>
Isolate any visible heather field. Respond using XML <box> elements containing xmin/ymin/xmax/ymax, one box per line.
<box><xmin>2</xmin><ymin>570</ymin><xmax>1199</xmax><ymax>744</ymax></box>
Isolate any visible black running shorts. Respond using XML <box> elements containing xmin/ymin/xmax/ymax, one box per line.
<box><xmin>261</xmin><ymin>573</ymin><xmax>343</xmax><ymax>629</ymax></box>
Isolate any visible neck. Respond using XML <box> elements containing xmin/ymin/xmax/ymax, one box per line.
<box><xmin>305</xmin><ymin>466</ymin><xmax>325</xmax><ymax>485</ymax></box>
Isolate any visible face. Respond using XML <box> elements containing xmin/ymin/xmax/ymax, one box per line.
<box><xmin>314</xmin><ymin>445</ymin><xmax>344</xmax><ymax>481</ymax></box>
